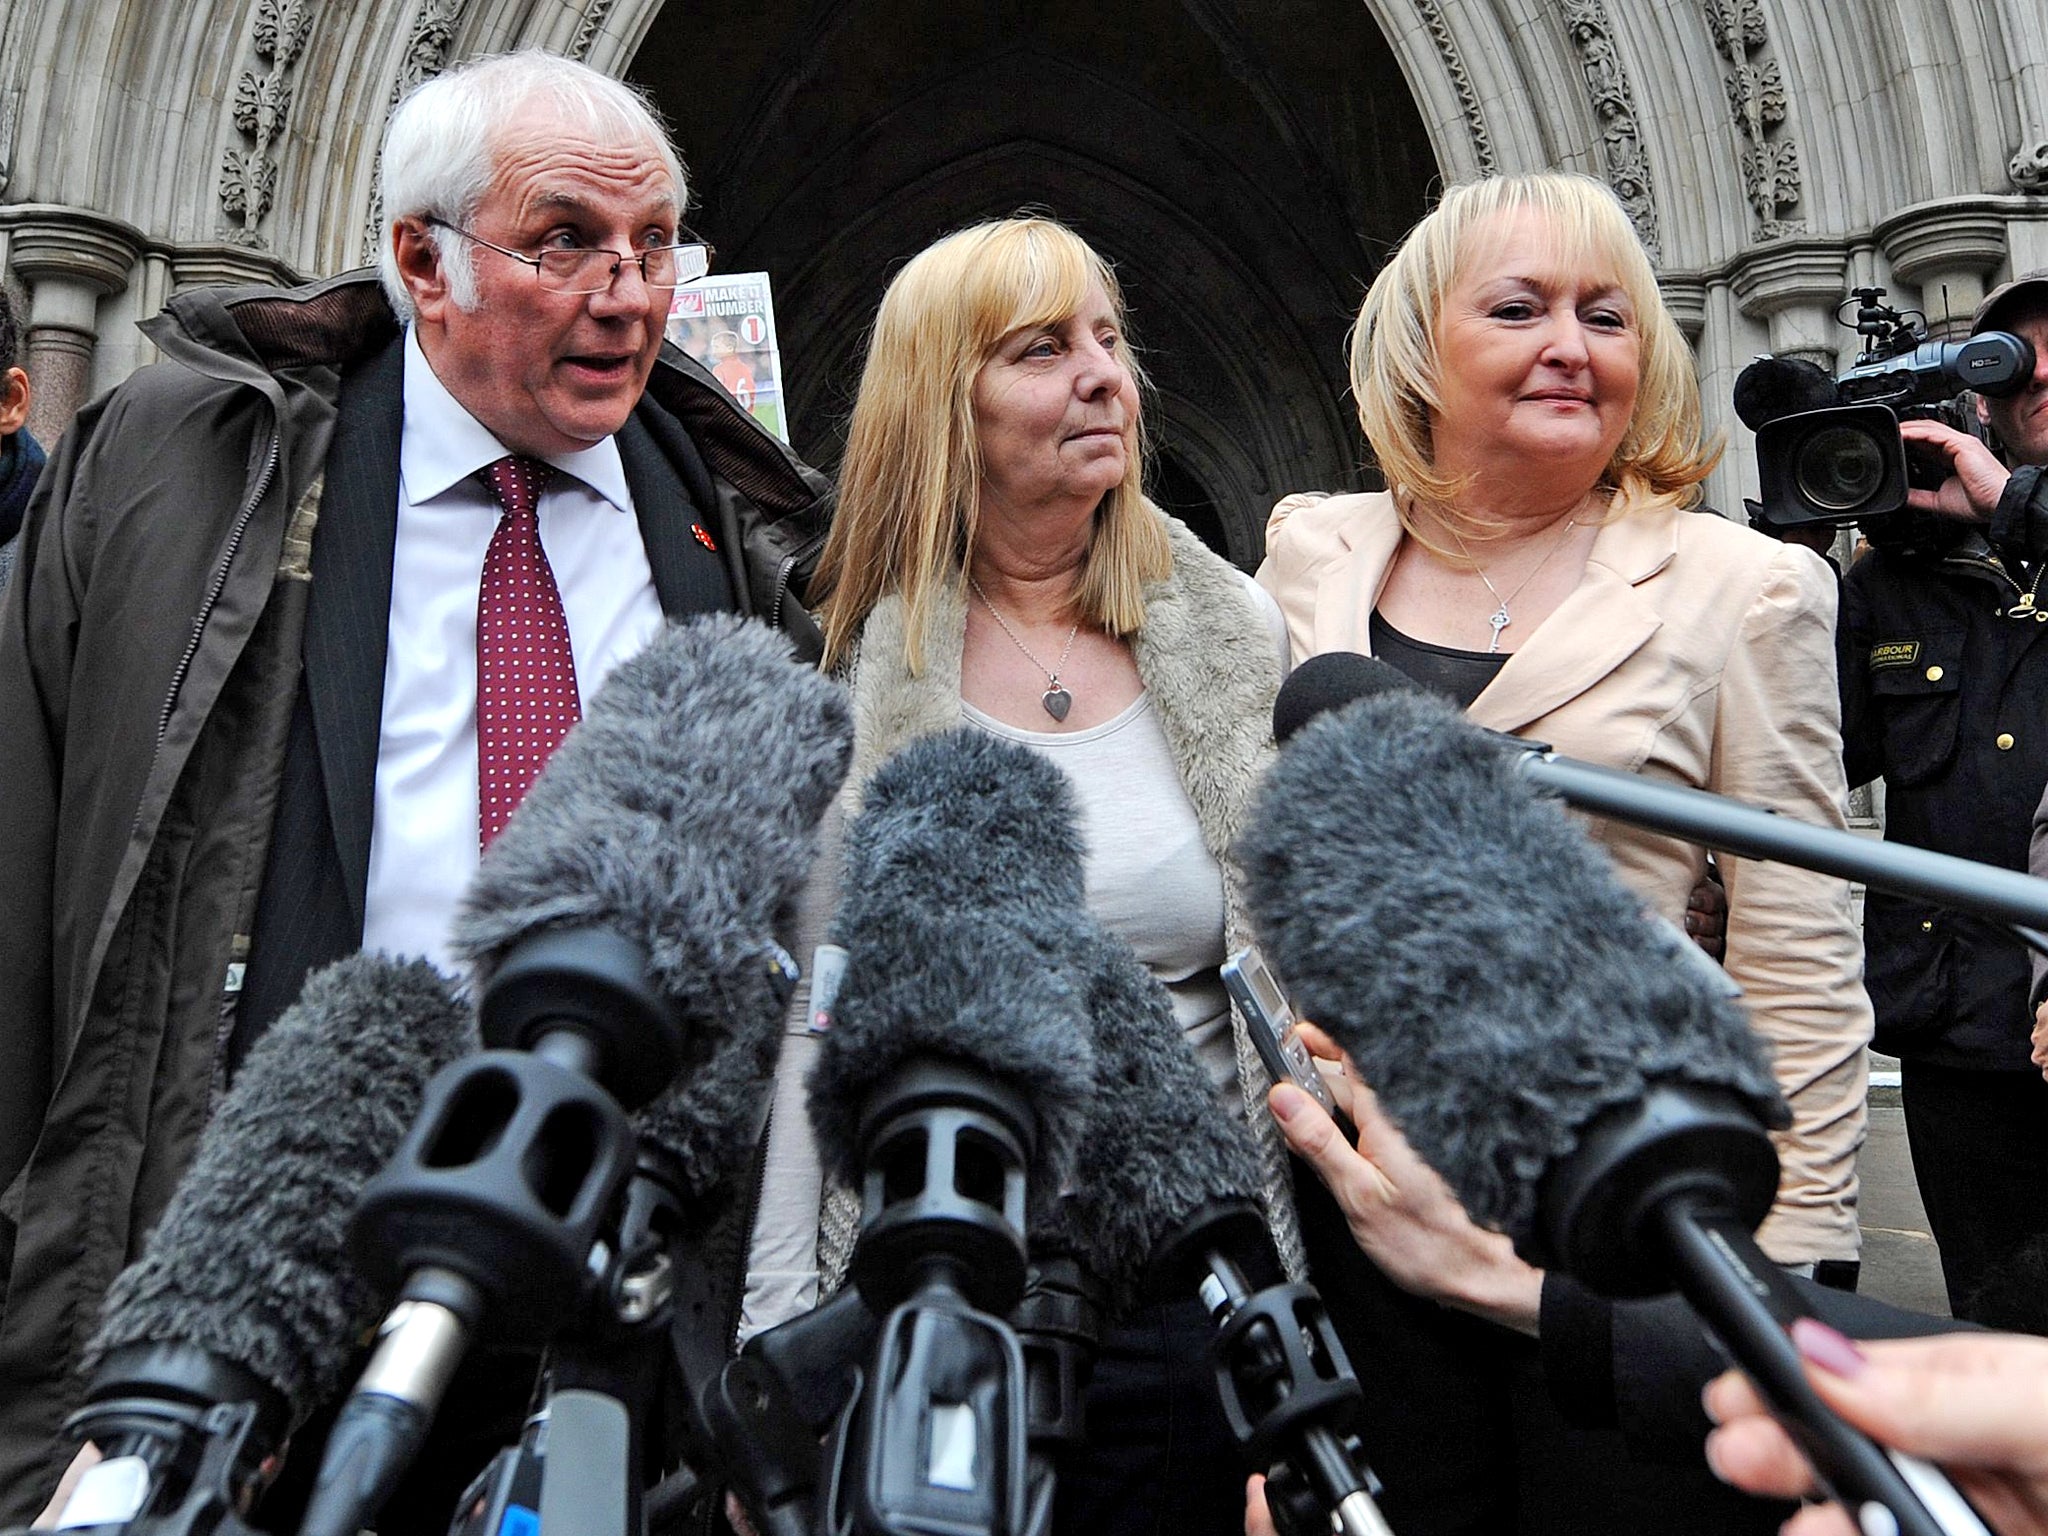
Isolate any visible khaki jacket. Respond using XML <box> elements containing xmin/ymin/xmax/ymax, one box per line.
<box><xmin>1258</xmin><ymin>490</ymin><xmax>1871</xmax><ymax>1264</ymax></box>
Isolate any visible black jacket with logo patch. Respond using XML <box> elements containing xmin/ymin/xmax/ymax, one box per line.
<box><xmin>1839</xmin><ymin>464</ymin><xmax>2048</xmax><ymax>1068</ymax></box>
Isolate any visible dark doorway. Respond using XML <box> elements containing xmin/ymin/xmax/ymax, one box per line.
<box><xmin>631</xmin><ymin>0</ymin><xmax>1435</xmax><ymax>566</ymax></box>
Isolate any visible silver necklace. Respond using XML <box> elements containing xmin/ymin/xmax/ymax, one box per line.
<box><xmin>970</xmin><ymin>576</ymin><xmax>1080</xmax><ymax>721</ymax></box>
<box><xmin>1447</xmin><ymin>518</ymin><xmax>1578</xmax><ymax>654</ymax></box>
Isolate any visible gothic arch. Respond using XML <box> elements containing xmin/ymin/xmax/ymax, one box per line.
<box><xmin>1</xmin><ymin>0</ymin><xmax>2044</xmax><ymax>505</ymax></box>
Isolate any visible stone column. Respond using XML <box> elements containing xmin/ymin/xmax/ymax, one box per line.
<box><xmin>1730</xmin><ymin>237</ymin><xmax>1852</xmax><ymax>369</ymax></box>
<box><xmin>1875</xmin><ymin>200</ymin><xmax>2010</xmax><ymax>338</ymax></box>
<box><xmin>0</xmin><ymin>204</ymin><xmax>146</xmax><ymax>443</ymax></box>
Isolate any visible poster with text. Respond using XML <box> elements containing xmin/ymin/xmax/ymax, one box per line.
<box><xmin>667</xmin><ymin>272</ymin><xmax>789</xmax><ymax>443</ymax></box>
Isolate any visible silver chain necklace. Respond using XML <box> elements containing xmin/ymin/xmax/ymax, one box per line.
<box><xmin>970</xmin><ymin>576</ymin><xmax>1080</xmax><ymax>721</ymax></box>
<box><xmin>1447</xmin><ymin>517</ymin><xmax>1578</xmax><ymax>654</ymax></box>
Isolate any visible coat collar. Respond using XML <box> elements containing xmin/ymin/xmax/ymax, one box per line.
<box><xmin>1328</xmin><ymin>491</ymin><xmax>1675</xmax><ymax>736</ymax></box>
<box><xmin>842</xmin><ymin>518</ymin><xmax>1277</xmax><ymax>874</ymax></box>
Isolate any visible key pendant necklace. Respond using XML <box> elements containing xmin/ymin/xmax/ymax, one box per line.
<box><xmin>1450</xmin><ymin>517</ymin><xmax>1579</xmax><ymax>654</ymax></box>
<box><xmin>971</xmin><ymin>576</ymin><xmax>1081</xmax><ymax>721</ymax></box>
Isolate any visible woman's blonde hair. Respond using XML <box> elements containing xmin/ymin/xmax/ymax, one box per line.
<box><xmin>1350</xmin><ymin>172</ymin><xmax>1720</xmax><ymax>542</ymax></box>
<box><xmin>812</xmin><ymin>215</ymin><xmax>1170</xmax><ymax>672</ymax></box>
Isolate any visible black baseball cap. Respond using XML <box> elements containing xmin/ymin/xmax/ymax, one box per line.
<box><xmin>1973</xmin><ymin>269</ymin><xmax>2048</xmax><ymax>333</ymax></box>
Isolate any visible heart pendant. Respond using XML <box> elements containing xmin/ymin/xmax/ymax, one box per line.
<box><xmin>1042</xmin><ymin>686</ymin><xmax>1073</xmax><ymax>722</ymax></box>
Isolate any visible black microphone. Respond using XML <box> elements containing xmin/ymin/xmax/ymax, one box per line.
<box><xmin>1053</xmin><ymin>928</ymin><xmax>1393</xmax><ymax>1536</ymax></box>
<box><xmin>300</xmin><ymin>615</ymin><xmax>852</xmax><ymax>1536</ymax></box>
<box><xmin>801</xmin><ymin>729</ymin><xmax>1100</xmax><ymax>1536</ymax></box>
<box><xmin>47</xmin><ymin>955</ymin><xmax>472</xmax><ymax>1530</ymax></box>
<box><xmin>810</xmin><ymin>727</ymin><xmax>1100</xmax><ymax>1240</ymax></box>
<box><xmin>1240</xmin><ymin>685</ymin><xmax>1994</xmax><ymax>1536</ymax></box>
<box><xmin>1273</xmin><ymin>654</ymin><xmax>2048</xmax><ymax>933</ymax></box>
<box><xmin>458</xmin><ymin>613</ymin><xmax>855</xmax><ymax>1195</ymax></box>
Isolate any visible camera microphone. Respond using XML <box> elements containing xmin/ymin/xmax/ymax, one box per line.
<box><xmin>1732</xmin><ymin>354</ymin><xmax>1842</xmax><ymax>430</ymax></box>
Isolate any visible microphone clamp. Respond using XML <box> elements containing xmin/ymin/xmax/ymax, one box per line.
<box><xmin>27</xmin><ymin>1401</ymin><xmax>269</xmax><ymax>1536</ymax></box>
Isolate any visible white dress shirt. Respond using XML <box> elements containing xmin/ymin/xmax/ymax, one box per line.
<box><xmin>361</xmin><ymin>328</ymin><xmax>668</xmax><ymax>975</ymax></box>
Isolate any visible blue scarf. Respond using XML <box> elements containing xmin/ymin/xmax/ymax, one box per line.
<box><xmin>0</xmin><ymin>427</ymin><xmax>45</xmax><ymax>548</ymax></box>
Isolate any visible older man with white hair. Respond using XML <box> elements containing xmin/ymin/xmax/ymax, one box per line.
<box><xmin>0</xmin><ymin>50</ymin><xmax>829</xmax><ymax>1522</ymax></box>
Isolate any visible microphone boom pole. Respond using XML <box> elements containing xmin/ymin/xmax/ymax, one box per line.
<box><xmin>1516</xmin><ymin>748</ymin><xmax>2048</xmax><ymax>932</ymax></box>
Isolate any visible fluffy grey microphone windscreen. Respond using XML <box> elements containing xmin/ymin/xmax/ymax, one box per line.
<box><xmin>87</xmin><ymin>955</ymin><xmax>475</xmax><ymax>1423</ymax></box>
<box><xmin>1236</xmin><ymin>687</ymin><xmax>1786</xmax><ymax>1251</ymax></box>
<box><xmin>807</xmin><ymin>729</ymin><xmax>1097</xmax><ymax>1203</ymax></box>
<box><xmin>453</xmin><ymin>615</ymin><xmax>853</xmax><ymax>1199</ymax></box>
<box><xmin>1050</xmin><ymin>928</ymin><xmax>1271</xmax><ymax>1308</ymax></box>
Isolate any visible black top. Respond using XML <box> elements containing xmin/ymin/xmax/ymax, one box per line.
<box><xmin>1370</xmin><ymin>608</ymin><xmax>1507</xmax><ymax>709</ymax></box>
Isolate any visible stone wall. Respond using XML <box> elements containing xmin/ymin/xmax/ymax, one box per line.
<box><xmin>1</xmin><ymin>0</ymin><xmax>2042</xmax><ymax>529</ymax></box>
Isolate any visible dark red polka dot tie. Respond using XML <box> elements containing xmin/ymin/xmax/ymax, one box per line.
<box><xmin>476</xmin><ymin>455</ymin><xmax>580</xmax><ymax>850</ymax></box>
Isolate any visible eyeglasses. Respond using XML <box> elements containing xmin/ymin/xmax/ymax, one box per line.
<box><xmin>425</xmin><ymin>216</ymin><xmax>713</xmax><ymax>295</ymax></box>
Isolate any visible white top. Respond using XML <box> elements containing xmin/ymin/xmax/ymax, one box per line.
<box><xmin>961</xmin><ymin>695</ymin><xmax>1237</xmax><ymax>1089</ymax></box>
<box><xmin>361</xmin><ymin>328</ymin><xmax>669</xmax><ymax>975</ymax></box>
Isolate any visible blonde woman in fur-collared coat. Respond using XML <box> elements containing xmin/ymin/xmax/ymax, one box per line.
<box><xmin>740</xmin><ymin>215</ymin><xmax>1296</xmax><ymax>1536</ymax></box>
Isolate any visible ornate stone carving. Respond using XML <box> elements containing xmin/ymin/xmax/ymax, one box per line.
<box><xmin>398</xmin><ymin>0</ymin><xmax>466</xmax><ymax>91</ymax></box>
<box><xmin>571</xmin><ymin>0</ymin><xmax>621</xmax><ymax>63</ymax></box>
<box><xmin>1413</xmin><ymin>0</ymin><xmax>1495</xmax><ymax>176</ymax></box>
<box><xmin>1703</xmin><ymin>0</ymin><xmax>1805</xmax><ymax>239</ymax></box>
<box><xmin>218</xmin><ymin>0</ymin><xmax>314</xmax><ymax>246</ymax></box>
<box><xmin>1702</xmin><ymin>0</ymin><xmax>1767</xmax><ymax>57</ymax></box>
<box><xmin>363</xmin><ymin>0</ymin><xmax>471</xmax><ymax>262</ymax></box>
<box><xmin>1723</xmin><ymin>60</ymin><xmax>1786</xmax><ymax>142</ymax></box>
<box><xmin>1742</xmin><ymin>138</ymin><xmax>1802</xmax><ymax>238</ymax></box>
<box><xmin>1561</xmin><ymin>0</ymin><xmax>1660</xmax><ymax>263</ymax></box>
<box><xmin>2010</xmin><ymin>138</ymin><xmax>2048</xmax><ymax>192</ymax></box>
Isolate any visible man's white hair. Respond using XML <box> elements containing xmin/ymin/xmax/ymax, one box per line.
<box><xmin>377</xmin><ymin>50</ymin><xmax>688</xmax><ymax>320</ymax></box>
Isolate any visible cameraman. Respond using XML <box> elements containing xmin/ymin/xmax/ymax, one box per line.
<box><xmin>1840</xmin><ymin>269</ymin><xmax>2048</xmax><ymax>1324</ymax></box>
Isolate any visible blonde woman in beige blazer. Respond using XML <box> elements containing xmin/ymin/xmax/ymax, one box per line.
<box><xmin>1262</xmin><ymin>486</ymin><xmax>1869</xmax><ymax>1266</ymax></box>
<box><xmin>1257</xmin><ymin>172</ymin><xmax>1870</xmax><ymax>1277</ymax></box>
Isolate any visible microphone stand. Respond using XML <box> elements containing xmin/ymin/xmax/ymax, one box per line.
<box><xmin>1152</xmin><ymin>1204</ymin><xmax>1393</xmax><ymax>1536</ymax></box>
<box><xmin>663</xmin><ymin>1248</ymin><xmax>1106</xmax><ymax>1536</ymax></box>
<box><xmin>1539</xmin><ymin>1084</ymin><xmax>1994</xmax><ymax>1536</ymax></box>
<box><xmin>298</xmin><ymin>927</ymin><xmax>698</xmax><ymax>1536</ymax></box>
<box><xmin>1011</xmin><ymin>1256</ymin><xmax>1105</xmax><ymax>1494</ymax></box>
<box><xmin>14</xmin><ymin>1343</ymin><xmax>287</xmax><ymax>1536</ymax></box>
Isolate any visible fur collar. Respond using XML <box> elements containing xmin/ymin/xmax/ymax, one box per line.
<box><xmin>845</xmin><ymin>520</ymin><xmax>1277</xmax><ymax>834</ymax></box>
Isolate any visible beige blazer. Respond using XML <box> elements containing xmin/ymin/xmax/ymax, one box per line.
<box><xmin>1257</xmin><ymin>490</ymin><xmax>1872</xmax><ymax>1264</ymax></box>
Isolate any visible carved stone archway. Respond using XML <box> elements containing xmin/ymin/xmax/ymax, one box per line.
<box><xmin>2</xmin><ymin>0</ymin><xmax>2044</xmax><ymax>526</ymax></box>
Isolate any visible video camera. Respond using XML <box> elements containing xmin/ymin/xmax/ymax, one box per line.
<box><xmin>1738</xmin><ymin>286</ymin><xmax>2035</xmax><ymax>530</ymax></box>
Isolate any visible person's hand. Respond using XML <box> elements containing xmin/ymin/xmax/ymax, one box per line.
<box><xmin>1703</xmin><ymin>1323</ymin><xmax>2048</xmax><ymax>1535</ymax></box>
<box><xmin>32</xmin><ymin>1443</ymin><xmax>101</xmax><ymax>1528</ymax></box>
<box><xmin>2032</xmin><ymin>1000</ymin><xmax>2048</xmax><ymax>1084</ymax></box>
<box><xmin>1899</xmin><ymin>419</ymin><xmax>2011</xmax><ymax>523</ymax></box>
<box><xmin>1686</xmin><ymin>867</ymin><xmax>1728</xmax><ymax>962</ymax></box>
<box><xmin>1268</xmin><ymin>1023</ymin><xmax>1543</xmax><ymax>1334</ymax></box>
<box><xmin>1246</xmin><ymin>1473</ymin><xmax>1278</xmax><ymax>1536</ymax></box>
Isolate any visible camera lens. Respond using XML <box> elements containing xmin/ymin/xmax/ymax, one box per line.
<box><xmin>1795</xmin><ymin>425</ymin><xmax>1886</xmax><ymax>512</ymax></box>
